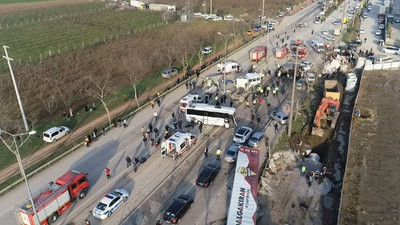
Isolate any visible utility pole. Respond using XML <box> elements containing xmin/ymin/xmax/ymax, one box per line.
<box><xmin>288</xmin><ymin>47</ymin><xmax>299</xmax><ymax>137</ymax></box>
<box><xmin>217</xmin><ymin>32</ymin><xmax>233</xmax><ymax>94</ymax></box>
<box><xmin>3</xmin><ymin>46</ymin><xmax>29</xmax><ymax>132</ymax></box>
<box><xmin>262</xmin><ymin>0</ymin><xmax>265</xmax><ymax>18</ymax></box>
<box><xmin>210</xmin><ymin>0</ymin><xmax>212</xmax><ymax>17</ymax></box>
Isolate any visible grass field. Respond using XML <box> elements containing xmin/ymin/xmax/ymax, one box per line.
<box><xmin>0</xmin><ymin>2</ymin><xmax>164</xmax><ymax>63</ymax></box>
<box><xmin>0</xmin><ymin>0</ymin><xmax>49</xmax><ymax>4</ymax></box>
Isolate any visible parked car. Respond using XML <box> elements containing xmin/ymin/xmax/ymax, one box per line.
<box><xmin>246</xmin><ymin>30</ymin><xmax>254</xmax><ymax>36</ymax></box>
<box><xmin>278</xmin><ymin>12</ymin><xmax>284</xmax><ymax>17</ymax></box>
<box><xmin>196</xmin><ymin>163</ymin><xmax>221</xmax><ymax>187</ymax></box>
<box><xmin>162</xmin><ymin>68</ymin><xmax>178</xmax><ymax>78</ymax></box>
<box><xmin>269</xmin><ymin>110</ymin><xmax>289</xmax><ymax>125</ymax></box>
<box><xmin>333</xmin><ymin>20</ymin><xmax>340</xmax><ymax>25</ymax></box>
<box><xmin>254</xmin><ymin>24</ymin><xmax>262</xmax><ymax>31</ymax></box>
<box><xmin>233</xmin><ymin>126</ymin><xmax>252</xmax><ymax>143</ymax></box>
<box><xmin>375</xmin><ymin>30</ymin><xmax>382</xmax><ymax>36</ymax></box>
<box><xmin>305</xmin><ymin>72</ymin><xmax>316</xmax><ymax>83</ymax></box>
<box><xmin>248</xmin><ymin>132</ymin><xmax>264</xmax><ymax>147</ymax></box>
<box><xmin>358</xmin><ymin>29</ymin><xmax>365</xmax><ymax>34</ymax></box>
<box><xmin>395</xmin><ymin>17</ymin><xmax>400</xmax><ymax>23</ymax></box>
<box><xmin>321</xmin><ymin>30</ymin><xmax>329</xmax><ymax>35</ymax></box>
<box><xmin>324</xmin><ymin>35</ymin><xmax>335</xmax><ymax>41</ymax></box>
<box><xmin>202</xmin><ymin>46</ymin><xmax>213</xmax><ymax>55</ymax></box>
<box><xmin>163</xmin><ymin>195</ymin><xmax>193</xmax><ymax>224</ymax></box>
<box><xmin>379</xmin><ymin>24</ymin><xmax>385</xmax><ymax>30</ymax></box>
<box><xmin>314</xmin><ymin>19</ymin><xmax>321</xmax><ymax>24</ymax></box>
<box><xmin>300</xmin><ymin>61</ymin><xmax>313</xmax><ymax>71</ymax></box>
<box><xmin>296</xmin><ymin>78</ymin><xmax>307</xmax><ymax>90</ymax></box>
<box><xmin>92</xmin><ymin>189</ymin><xmax>129</xmax><ymax>219</ymax></box>
<box><xmin>43</xmin><ymin>126</ymin><xmax>70</xmax><ymax>143</ymax></box>
<box><xmin>224</xmin><ymin>144</ymin><xmax>241</xmax><ymax>163</ymax></box>
<box><xmin>382</xmin><ymin>46</ymin><xmax>400</xmax><ymax>55</ymax></box>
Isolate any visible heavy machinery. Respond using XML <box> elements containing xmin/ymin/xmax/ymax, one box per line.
<box><xmin>311</xmin><ymin>98</ymin><xmax>341</xmax><ymax>136</ymax></box>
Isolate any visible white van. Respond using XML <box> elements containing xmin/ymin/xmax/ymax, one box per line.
<box><xmin>217</xmin><ymin>60</ymin><xmax>243</xmax><ymax>74</ymax></box>
<box><xmin>373</xmin><ymin>55</ymin><xmax>394</xmax><ymax>64</ymax></box>
<box><xmin>43</xmin><ymin>126</ymin><xmax>70</xmax><ymax>143</ymax></box>
<box><xmin>235</xmin><ymin>73</ymin><xmax>261</xmax><ymax>90</ymax></box>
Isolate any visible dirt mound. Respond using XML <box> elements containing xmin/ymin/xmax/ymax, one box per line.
<box><xmin>257</xmin><ymin>151</ymin><xmax>332</xmax><ymax>225</ymax></box>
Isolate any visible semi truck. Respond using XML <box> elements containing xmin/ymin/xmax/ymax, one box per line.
<box><xmin>227</xmin><ymin>147</ymin><xmax>259</xmax><ymax>225</ymax></box>
<box><xmin>16</xmin><ymin>170</ymin><xmax>90</xmax><ymax>225</ymax></box>
<box><xmin>161</xmin><ymin>132</ymin><xmax>197</xmax><ymax>159</ymax></box>
<box><xmin>249</xmin><ymin>46</ymin><xmax>267</xmax><ymax>62</ymax></box>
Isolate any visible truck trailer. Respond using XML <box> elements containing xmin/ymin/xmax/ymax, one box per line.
<box><xmin>227</xmin><ymin>147</ymin><xmax>259</xmax><ymax>225</ymax></box>
<box><xmin>16</xmin><ymin>170</ymin><xmax>90</xmax><ymax>225</ymax></box>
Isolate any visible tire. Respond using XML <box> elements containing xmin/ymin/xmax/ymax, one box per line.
<box><xmin>124</xmin><ymin>196</ymin><xmax>129</xmax><ymax>202</ymax></box>
<box><xmin>79</xmin><ymin>189</ymin><xmax>87</xmax><ymax>199</ymax></box>
<box><xmin>48</xmin><ymin>213</ymin><xmax>59</xmax><ymax>224</ymax></box>
<box><xmin>108</xmin><ymin>211</ymin><xmax>113</xmax><ymax>218</ymax></box>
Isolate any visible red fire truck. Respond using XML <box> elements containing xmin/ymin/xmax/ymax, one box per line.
<box><xmin>249</xmin><ymin>46</ymin><xmax>267</xmax><ymax>62</ymax></box>
<box><xmin>16</xmin><ymin>170</ymin><xmax>90</xmax><ymax>225</ymax></box>
<box><xmin>275</xmin><ymin>46</ymin><xmax>290</xmax><ymax>59</ymax></box>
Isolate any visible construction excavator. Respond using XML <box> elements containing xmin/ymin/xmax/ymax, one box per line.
<box><xmin>311</xmin><ymin>97</ymin><xmax>341</xmax><ymax>137</ymax></box>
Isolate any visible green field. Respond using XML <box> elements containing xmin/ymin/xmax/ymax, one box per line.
<box><xmin>0</xmin><ymin>0</ymin><xmax>49</xmax><ymax>4</ymax></box>
<box><xmin>0</xmin><ymin>2</ymin><xmax>164</xmax><ymax>62</ymax></box>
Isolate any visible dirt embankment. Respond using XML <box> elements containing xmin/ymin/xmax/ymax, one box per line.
<box><xmin>339</xmin><ymin>71</ymin><xmax>400</xmax><ymax>225</ymax></box>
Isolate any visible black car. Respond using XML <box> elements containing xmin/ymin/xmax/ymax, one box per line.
<box><xmin>163</xmin><ymin>195</ymin><xmax>193</xmax><ymax>224</ymax></box>
<box><xmin>195</xmin><ymin>163</ymin><xmax>221</xmax><ymax>188</ymax></box>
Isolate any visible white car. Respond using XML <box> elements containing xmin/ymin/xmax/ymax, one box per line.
<box><xmin>322</xmin><ymin>30</ymin><xmax>329</xmax><ymax>35</ymax></box>
<box><xmin>233</xmin><ymin>126</ymin><xmax>252</xmax><ymax>144</ymax></box>
<box><xmin>324</xmin><ymin>35</ymin><xmax>336</xmax><ymax>41</ymax></box>
<box><xmin>202</xmin><ymin>46</ymin><xmax>213</xmax><ymax>55</ymax></box>
<box><xmin>314</xmin><ymin>19</ymin><xmax>321</xmax><ymax>24</ymax></box>
<box><xmin>269</xmin><ymin>110</ymin><xmax>289</xmax><ymax>125</ymax></box>
<box><xmin>359</xmin><ymin>29</ymin><xmax>365</xmax><ymax>34</ymax></box>
<box><xmin>43</xmin><ymin>126</ymin><xmax>70</xmax><ymax>143</ymax></box>
<box><xmin>379</xmin><ymin>24</ymin><xmax>385</xmax><ymax>30</ymax></box>
<box><xmin>161</xmin><ymin>68</ymin><xmax>178</xmax><ymax>78</ymax></box>
<box><xmin>382</xmin><ymin>46</ymin><xmax>400</xmax><ymax>55</ymax></box>
<box><xmin>375</xmin><ymin>30</ymin><xmax>382</xmax><ymax>36</ymax></box>
<box><xmin>93</xmin><ymin>189</ymin><xmax>129</xmax><ymax>219</ymax></box>
<box><xmin>301</xmin><ymin>61</ymin><xmax>313</xmax><ymax>71</ymax></box>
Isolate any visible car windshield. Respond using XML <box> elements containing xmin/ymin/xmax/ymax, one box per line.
<box><xmin>249</xmin><ymin>137</ymin><xmax>259</xmax><ymax>142</ymax></box>
<box><xmin>226</xmin><ymin>150</ymin><xmax>236</xmax><ymax>156</ymax></box>
<box><xmin>165</xmin><ymin>212</ymin><xmax>175</xmax><ymax>218</ymax></box>
<box><xmin>283</xmin><ymin>116</ymin><xmax>289</xmax><ymax>120</ymax></box>
<box><xmin>235</xmin><ymin>134</ymin><xmax>244</xmax><ymax>139</ymax></box>
<box><xmin>96</xmin><ymin>202</ymin><xmax>108</xmax><ymax>211</ymax></box>
<box><xmin>237</xmin><ymin>128</ymin><xmax>247</xmax><ymax>135</ymax></box>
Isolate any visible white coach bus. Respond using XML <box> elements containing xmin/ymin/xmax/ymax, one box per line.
<box><xmin>185</xmin><ymin>103</ymin><xmax>236</xmax><ymax>128</ymax></box>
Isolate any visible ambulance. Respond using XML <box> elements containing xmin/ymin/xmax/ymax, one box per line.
<box><xmin>161</xmin><ymin>132</ymin><xmax>197</xmax><ymax>159</ymax></box>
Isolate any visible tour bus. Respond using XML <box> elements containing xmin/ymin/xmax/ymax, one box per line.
<box><xmin>185</xmin><ymin>103</ymin><xmax>236</xmax><ymax>128</ymax></box>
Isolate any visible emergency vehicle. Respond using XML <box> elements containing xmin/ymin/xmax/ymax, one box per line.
<box><xmin>311</xmin><ymin>40</ymin><xmax>325</xmax><ymax>53</ymax></box>
<box><xmin>179</xmin><ymin>93</ymin><xmax>202</xmax><ymax>111</ymax></box>
<box><xmin>161</xmin><ymin>132</ymin><xmax>197</xmax><ymax>159</ymax></box>
<box><xmin>235</xmin><ymin>73</ymin><xmax>262</xmax><ymax>91</ymax></box>
<box><xmin>275</xmin><ymin>46</ymin><xmax>290</xmax><ymax>59</ymax></box>
<box><xmin>16</xmin><ymin>170</ymin><xmax>90</xmax><ymax>225</ymax></box>
<box><xmin>249</xmin><ymin>46</ymin><xmax>267</xmax><ymax>62</ymax></box>
<box><xmin>217</xmin><ymin>60</ymin><xmax>243</xmax><ymax>74</ymax></box>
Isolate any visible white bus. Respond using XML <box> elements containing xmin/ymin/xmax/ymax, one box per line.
<box><xmin>185</xmin><ymin>103</ymin><xmax>236</xmax><ymax>128</ymax></box>
<box><xmin>179</xmin><ymin>93</ymin><xmax>202</xmax><ymax>112</ymax></box>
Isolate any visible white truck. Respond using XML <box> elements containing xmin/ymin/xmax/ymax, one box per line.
<box><xmin>148</xmin><ymin>3</ymin><xmax>176</xmax><ymax>11</ymax></box>
<box><xmin>161</xmin><ymin>132</ymin><xmax>197</xmax><ymax>159</ymax></box>
<box><xmin>235</xmin><ymin>73</ymin><xmax>262</xmax><ymax>91</ymax></box>
<box><xmin>130</xmin><ymin>0</ymin><xmax>147</xmax><ymax>9</ymax></box>
<box><xmin>227</xmin><ymin>146</ymin><xmax>259</xmax><ymax>225</ymax></box>
<box><xmin>217</xmin><ymin>60</ymin><xmax>243</xmax><ymax>74</ymax></box>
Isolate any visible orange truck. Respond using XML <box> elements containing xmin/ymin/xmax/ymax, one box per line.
<box><xmin>249</xmin><ymin>46</ymin><xmax>267</xmax><ymax>62</ymax></box>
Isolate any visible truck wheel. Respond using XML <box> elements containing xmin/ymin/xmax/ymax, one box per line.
<box><xmin>79</xmin><ymin>189</ymin><xmax>87</xmax><ymax>199</ymax></box>
<box><xmin>48</xmin><ymin>213</ymin><xmax>59</xmax><ymax>223</ymax></box>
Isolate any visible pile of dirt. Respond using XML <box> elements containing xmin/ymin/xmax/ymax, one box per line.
<box><xmin>257</xmin><ymin>151</ymin><xmax>333</xmax><ymax>225</ymax></box>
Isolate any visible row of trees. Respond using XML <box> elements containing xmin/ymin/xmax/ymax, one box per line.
<box><xmin>0</xmin><ymin>20</ymin><xmax>250</xmax><ymax>132</ymax></box>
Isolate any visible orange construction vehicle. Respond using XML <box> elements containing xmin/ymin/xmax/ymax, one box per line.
<box><xmin>275</xmin><ymin>46</ymin><xmax>290</xmax><ymax>59</ymax></box>
<box><xmin>311</xmin><ymin>97</ymin><xmax>340</xmax><ymax>136</ymax></box>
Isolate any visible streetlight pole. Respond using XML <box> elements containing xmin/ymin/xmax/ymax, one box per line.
<box><xmin>217</xmin><ymin>32</ymin><xmax>233</xmax><ymax>94</ymax></box>
<box><xmin>3</xmin><ymin>46</ymin><xmax>29</xmax><ymax>132</ymax></box>
<box><xmin>1</xmin><ymin>46</ymin><xmax>41</xmax><ymax>224</ymax></box>
<box><xmin>262</xmin><ymin>0</ymin><xmax>265</xmax><ymax>18</ymax></box>
<box><xmin>288</xmin><ymin>47</ymin><xmax>299</xmax><ymax>137</ymax></box>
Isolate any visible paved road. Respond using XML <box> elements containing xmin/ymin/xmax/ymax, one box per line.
<box><xmin>0</xmin><ymin>2</ymin><xmax>349</xmax><ymax>225</ymax></box>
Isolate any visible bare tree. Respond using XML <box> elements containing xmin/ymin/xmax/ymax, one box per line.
<box><xmin>229</xmin><ymin>20</ymin><xmax>247</xmax><ymax>48</ymax></box>
<box><xmin>84</xmin><ymin>64</ymin><xmax>116</xmax><ymax>127</ymax></box>
<box><xmin>173</xmin><ymin>33</ymin><xmax>196</xmax><ymax>75</ymax></box>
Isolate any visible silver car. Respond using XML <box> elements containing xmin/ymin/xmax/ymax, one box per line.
<box><xmin>269</xmin><ymin>110</ymin><xmax>289</xmax><ymax>125</ymax></box>
<box><xmin>248</xmin><ymin>132</ymin><xmax>264</xmax><ymax>147</ymax></box>
<box><xmin>161</xmin><ymin>69</ymin><xmax>178</xmax><ymax>78</ymax></box>
<box><xmin>233</xmin><ymin>126</ymin><xmax>252</xmax><ymax>144</ymax></box>
<box><xmin>224</xmin><ymin>144</ymin><xmax>241</xmax><ymax>163</ymax></box>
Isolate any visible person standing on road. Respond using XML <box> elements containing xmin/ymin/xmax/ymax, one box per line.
<box><xmin>85</xmin><ymin>219</ymin><xmax>91</xmax><ymax>225</ymax></box>
<box><xmin>156</xmin><ymin>220</ymin><xmax>162</xmax><ymax>225</ymax></box>
<box><xmin>274</xmin><ymin>123</ymin><xmax>279</xmax><ymax>133</ymax></box>
<box><xmin>172</xmin><ymin>112</ymin><xmax>175</xmax><ymax>119</ymax></box>
<box><xmin>216</xmin><ymin>149</ymin><xmax>221</xmax><ymax>160</ymax></box>
<box><xmin>105</xmin><ymin>167</ymin><xmax>111</xmax><ymax>179</ymax></box>
<box><xmin>251</xmin><ymin>113</ymin><xmax>255</xmax><ymax>123</ymax></box>
<box><xmin>126</xmin><ymin>156</ymin><xmax>132</xmax><ymax>168</ymax></box>
<box><xmin>150</xmin><ymin>100</ymin><xmax>155</xmax><ymax>109</ymax></box>
<box><xmin>257</xmin><ymin>114</ymin><xmax>261</xmax><ymax>123</ymax></box>
<box><xmin>204</xmin><ymin>147</ymin><xmax>209</xmax><ymax>158</ymax></box>
<box><xmin>156</xmin><ymin>98</ymin><xmax>161</xmax><ymax>107</ymax></box>
<box><xmin>123</xmin><ymin>119</ymin><xmax>128</xmax><ymax>128</ymax></box>
<box><xmin>154</xmin><ymin>112</ymin><xmax>158</xmax><ymax>121</ymax></box>
<box><xmin>364</xmin><ymin>37</ymin><xmax>367</xmax><ymax>43</ymax></box>
<box><xmin>185</xmin><ymin>81</ymin><xmax>189</xmax><ymax>89</ymax></box>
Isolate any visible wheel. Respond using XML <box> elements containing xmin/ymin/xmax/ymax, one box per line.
<box><xmin>124</xmin><ymin>196</ymin><xmax>129</xmax><ymax>202</ymax></box>
<box><xmin>79</xmin><ymin>189</ymin><xmax>87</xmax><ymax>199</ymax></box>
<box><xmin>108</xmin><ymin>211</ymin><xmax>113</xmax><ymax>218</ymax></box>
<box><xmin>48</xmin><ymin>213</ymin><xmax>59</xmax><ymax>224</ymax></box>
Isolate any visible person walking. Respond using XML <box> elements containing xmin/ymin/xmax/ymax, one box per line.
<box><xmin>154</xmin><ymin>112</ymin><xmax>158</xmax><ymax>121</ymax></box>
<box><xmin>216</xmin><ymin>148</ymin><xmax>221</xmax><ymax>160</ymax></box>
<box><xmin>156</xmin><ymin>98</ymin><xmax>161</xmax><ymax>107</ymax></box>
<box><xmin>85</xmin><ymin>219</ymin><xmax>91</xmax><ymax>225</ymax></box>
<box><xmin>274</xmin><ymin>123</ymin><xmax>279</xmax><ymax>133</ymax></box>
<box><xmin>84</xmin><ymin>136</ymin><xmax>90</xmax><ymax>147</ymax></box>
<box><xmin>257</xmin><ymin>114</ymin><xmax>261</xmax><ymax>123</ymax></box>
<box><xmin>141</xmin><ymin>126</ymin><xmax>145</xmax><ymax>136</ymax></box>
<box><xmin>154</xmin><ymin>127</ymin><xmax>159</xmax><ymax>136</ymax></box>
<box><xmin>123</xmin><ymin>119</ymin><xmax>128</xmax><ymax>128</ymax></box>
<box><xmin>204</xmin><ymin>147</ymin><xmax>209</xmax><ymax>158</ymax></box>
<box><xmin>150</xmin><ymin>100</ymin><xmax>155</xmax><ymax>109</ymax></box>
<box><xmin>126</xmin><ymin>156</ymin><xmax>132</xmax><ymax>168</ymax></box>
<box><xmin>185</xmin><ymin>81</ymin><xmax>189</xmax><ymax>89</ymax></box>
<box><xmin>301</xmin><ymin>166</ymin><xmax>306</xmax><ymax>174</ymax></box>
<box><xmin>172</xmin><ymin>112</ymin><xmax>175</xmax><ymax>119</ymax></box>
<box><xmin>156</xmin><ymin>220</ymin><xmax>162</xmax><ymax>225</ymax></box>
<box><xmin>251</xmin><ymin>113</ymin><xmax>255</xmax><ymax>123</ymax></box>
<box><xmin>364</xmin><ymin>37</ymin><xmax>367</xmax><ymax>43</ymax></box>
<box><xmin>199</xmin><ymin>122</ymin><xmax>203</xmax><ymax>134</ymax></box>
<box><xmin>230</xmin><ymin>100</ymin><xmax>233</xmax><ymax>107</ymax></box>
<box><xmin>134</xmin><ymin>156</ymin><xmax>140</xmax><ymax>172</ymax></box>
<box><xmin>105</xmin><ymin>167</ymin><xmax>111</xmax><ymax>179</ymax></box>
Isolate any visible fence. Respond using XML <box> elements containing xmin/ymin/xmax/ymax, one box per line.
<box><xmin>364</xmin><ymin>60</ymin><xmax>400</xmax><ymax>70</ymax></box>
